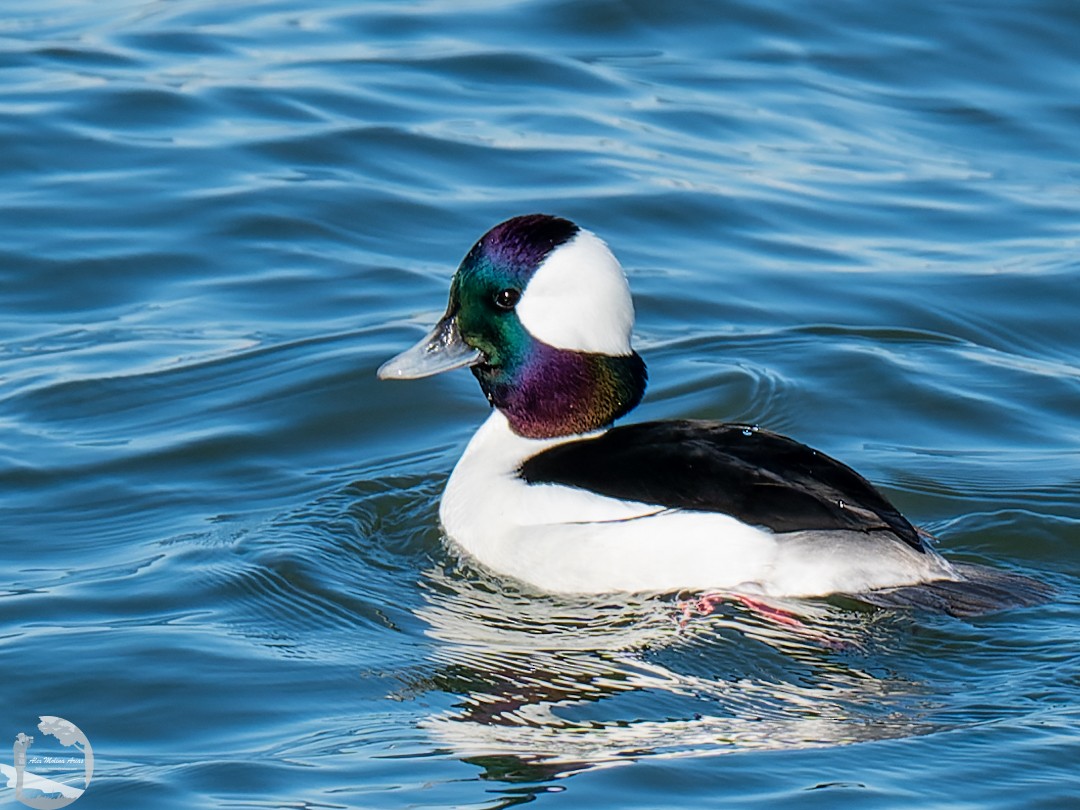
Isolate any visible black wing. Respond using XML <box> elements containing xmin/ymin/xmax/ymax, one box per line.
<box><xmin>518</xmin><ymin>420</ymin><xmax>925</xmax><ymax>552</ymax></box>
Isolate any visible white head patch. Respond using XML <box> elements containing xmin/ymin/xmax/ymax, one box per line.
<box><xmin>515</xmin><ymin>229</ymin><xmax>635</xmax><ymax>356</ymax></box>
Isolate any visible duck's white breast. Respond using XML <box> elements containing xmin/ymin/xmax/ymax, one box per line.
<box><xmin>439</xmin><ymin>412</ymin><xmax>780</xmax><ymax>594</ymax></box>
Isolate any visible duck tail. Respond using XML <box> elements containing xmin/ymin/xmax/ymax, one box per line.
<box><xmin>853</xmin><ymin>563</ymin><xmax>1052</xmax><ymax>617</ymax></box>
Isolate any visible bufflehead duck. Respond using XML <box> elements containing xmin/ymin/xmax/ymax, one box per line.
<box><xmin>379</xmin><ymin>214</ymin><xmax>1046</xmax><ymax>613</ymax></box>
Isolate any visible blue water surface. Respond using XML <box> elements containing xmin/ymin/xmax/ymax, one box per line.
<box><xmin>2</xmin><ymin>1</ymin><xmax>1079</xmax><ymax>807</ymax></box>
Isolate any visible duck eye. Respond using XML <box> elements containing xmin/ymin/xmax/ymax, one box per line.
<box><xmin>493</xmin><ymin>288</ymin><xmax>520</xmax><ymax>311</ymax></box>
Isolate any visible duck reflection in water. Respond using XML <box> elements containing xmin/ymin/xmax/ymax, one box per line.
<box><xmin>408</xmin><ymin>559</ymin><xmax>940</xmax><ymax>782</ymax></box>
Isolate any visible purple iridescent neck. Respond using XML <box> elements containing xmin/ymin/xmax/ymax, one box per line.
<box><xmin>472</xmin><ymin>343</ymin><xmax>647</xmax><ymax>439</ymax></box>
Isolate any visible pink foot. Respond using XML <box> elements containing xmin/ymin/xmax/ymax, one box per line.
<box><xmin>731</xmin><ymin>593</ymin><xmax>806</xmax><ymax>628</ymax></box>
<box><xmin>677</xmin><ymin>592</ymin><xmax>726</xmax><ymax>627</ymax></box>
<box><xmin>677</xmin><ymin>591</ymin><xmax>848</xmax><ymax>650</ymax></box>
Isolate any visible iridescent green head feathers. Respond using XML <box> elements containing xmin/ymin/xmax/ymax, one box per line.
<box><xmin>379</xmin><ymin>214</ymin><xmax>647</xmax><ymax>438</ymax></box>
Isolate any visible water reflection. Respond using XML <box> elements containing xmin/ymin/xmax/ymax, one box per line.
<box><xmin>413</xmin><ymin>559</ymin><xmax>939</xmax><ymax>780</ymax></box>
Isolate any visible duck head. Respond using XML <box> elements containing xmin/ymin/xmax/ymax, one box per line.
<box><xmin>378</xmin><ymin>214</ymin><xmax>647</xmax><ymax>439</ymax></box>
